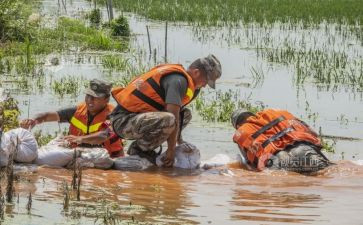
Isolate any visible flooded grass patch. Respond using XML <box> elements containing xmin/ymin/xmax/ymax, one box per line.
<box><xmin>114</xmin><ymin>0</ymin><xmax>362</xmax><ymax>26</ymax></box>
<box><xmin>51</xmin><ymin>75</ymin><xmax>88</xmax><ymax>98</ymax></box>
<box><xmin>193</xmin><ymin>90</ymin><xmax>265</xmax><ymax>122</ymax></box>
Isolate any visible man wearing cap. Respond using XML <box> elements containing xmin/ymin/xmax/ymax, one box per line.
<box><xmin>231</xmin><ymin>108</ymin><xmax>331</xmax><ymax>173</ymax></box>
<box><xmin>20</xmin><ymin>79</ymin><xmax>124</xmax><ymax>158</ymax></box>
<box><xmin>111</xmin><ymin>54</ymin><xmax>222</xmax><ymax>167</ymax></box>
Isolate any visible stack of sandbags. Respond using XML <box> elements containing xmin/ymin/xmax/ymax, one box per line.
<box><xmin>0</xmin><ymin>128</ymin><xmax>38</xmax><ymax>166</ymax></box>
<box><xmin>36</xmin><ymin>137</ymin><xmax>114</xmax><ymax>169</ymax></box>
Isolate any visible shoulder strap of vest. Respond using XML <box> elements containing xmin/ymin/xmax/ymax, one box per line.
<box><xmin>146</xmin><ymin>77</ymin><xmax>166</xmax><ymax>100</ymax></box>
<box><xmin>132</xmin><ymin>89</ymin><xmax>165</xmax><ymax>111</ymax></box>
<box><xmin>261</xmin><ymin>127</ymin><xmax>294</xmax><ymax>148</ymax></box>
<box><xmin>251</xmin><ymin>116</ymin><xmax>285</xmax><ymax>139</ymax></box>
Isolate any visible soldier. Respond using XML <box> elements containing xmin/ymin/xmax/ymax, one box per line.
<box><xmin>20</xmin><ymin>79</ymin><xmax>124</xmax><ymax>158</ymax></box>
<box><xmin>231</xmin><ymin>108</ymin><xmax>331</xmax><ymax>173</ymax></box>
<box><xmin>111</xmin><ymin>54</ymin><xmax>222</xmax><ymax>166</ymax></box>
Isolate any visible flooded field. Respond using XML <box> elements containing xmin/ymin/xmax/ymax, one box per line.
<box><xmin>1</xmin><ymin>0</ymin><xmax>363</xmax><ymax>224</ymax></box>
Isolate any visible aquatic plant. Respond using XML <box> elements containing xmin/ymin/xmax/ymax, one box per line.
<box><xmin>193</xmin><ymin>90</ymin><xmax>265</xmax><ymax>122</ymax></box>
<box><xmin>88</xmin><ymin>8</ymin><xmax>102</xmax><ymax>26</ymax></box>
<box><xmin>33</xmin><ymin>130</ymin><xmax>56</xmax><ymax>147</ymax></box>
<box><xmin>113</xmin><ymin>0</ymin><xmax>363</xmax><ymax>26</ymax></box>
<box><xmin>51</xmin><ymin>75</ymin><xmax>88</xmax><ymax>98</ymax></box>
<box><xmin>321</xmin><ymin>138</ymin><xmax>336</xmax><ymax>153</ymax></box>
<box><xmin>101</xmin><ymin>54</ymin><xmax>130</xmax><ymax>71</ymax></box>
<box><xmin>63</xmin><ymin>181</ymin><xmax>70</xmax><ymax>211</ymax></box>
<box><xmin>26</xmin><ymin>192</ymin><xmax>32</xmax><ymax>213</ymax></box>
<box><xmin>110</xmin><ymin>15</ymin><xmax>130</xmax><ymax>37</ymax></box>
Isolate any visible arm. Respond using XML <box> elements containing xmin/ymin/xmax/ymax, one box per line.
<box><xmin>64</xmin><ymin>130</ymin><xmax>109</xmax><ymax>145</ymax></box>
<box><xmin>162</xmin><ymin>103</ymin><xmax>181</xmax><ymax>167</ymax></box>
<box><xmin>20</xmin><ymin>112</ymin><xmax>60</xmax><ymax>129</ymax></box>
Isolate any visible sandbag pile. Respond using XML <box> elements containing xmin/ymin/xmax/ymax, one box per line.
<box><xmin>0</xmin><ymin>128</ymin><xmax>38</xmax><ymax>166</ymax></box>
<box><xmin>36</xmin><ymin>136</ymin><xmax>114</xmax><ymax>169</ymax></box>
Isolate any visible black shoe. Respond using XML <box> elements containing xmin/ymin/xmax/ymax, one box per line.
<box><xmin>128</xmin><ymin>142</ymin><xmax>162</xmax><ymax>165</ymax></box>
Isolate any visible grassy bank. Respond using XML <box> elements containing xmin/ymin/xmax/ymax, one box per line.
<box><xmin>0</xmin><ymin>17</ymin><xmax>128</xmax><ymax>57</ymax></box>
<box><xmin>113</xmin><ymin>0</ymin><xmax>363</xmax><ymax>26</ymax></box>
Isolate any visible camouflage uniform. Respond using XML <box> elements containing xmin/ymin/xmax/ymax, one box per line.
<box><xmin>112</xmin><ymin>108</ymin><xmax>192</xmax><ymax>154</ymax></box>
<box><xmin>266</xmin><ymin>143</ymin><xmax>331</xmax><ymax>173</ymax></box>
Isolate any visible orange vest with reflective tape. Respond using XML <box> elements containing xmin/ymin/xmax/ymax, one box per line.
<box><xmin>111</xmin><ymin>64</ymin><xmax>196</xmax><ymax>113</ymax></box>
<box><xmin>233</xmin><ymin>109</ymin><xmax>321</xmax><ymax>171</ymax></box>
<box><xmin>69</xmin><ymin>103</ymin><xmax>123</xmax><ymax>155</ymax></box>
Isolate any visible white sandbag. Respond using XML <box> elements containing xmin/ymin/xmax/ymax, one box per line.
<box><xmin>0</xmin><ymin>128</ymin><xmax>38</xmax><ymax>163</ymax></box>
<box><xmin>114</xmin><ymin>155</ymin><xmax>153</xmax><ymax>170</ymax></box>
<box><xmin>74</xmin><ymin>148</ymin><xmax>114</xmax><ymax>169</ymax></box>
<box><xmin>156</xmin><ymin>142</ymin><xmax>201</xmax><ymax>169</ymax></box>
<box><xmin>200</xmin><ymin>154</ymin><xmax>231</xmax><ymax>169</ymax></box>
<box><xmin>36</xmin><ymin>137</ymin><xmax>113</xmax><ymax>169</ymax></box>
<box><xmin>36</xmin><ymin>139</ymin><xmax>74</xmax><ymax>167</ymax></box>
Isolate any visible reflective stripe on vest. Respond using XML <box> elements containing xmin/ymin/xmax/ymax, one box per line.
<box><xmin>186</xmin><ymin>88</ymin><xmax>193</xmax><ymax>100</ymax></box>
<box><xmin>252</xmin><ymin>116</ymin><xmax>285</xmax><ymax>139</ymax></box>
<box><xmin>70</xmin><ymin>116</ymin><xmax>102</xmax><ymax>134</ymax></box>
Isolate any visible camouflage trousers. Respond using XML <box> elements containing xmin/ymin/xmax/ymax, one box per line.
<box><xmin>111</xmin><ymin>108</ymin><xmax>192</xmax><ymax>153</ymax></box>
<box><xmin>266</xmin><ymin>143</ymin><xmax>331</xmax><ymax>173</ymax></box>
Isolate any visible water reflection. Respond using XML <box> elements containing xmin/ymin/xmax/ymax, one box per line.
<box><xmin>230</xmin><ymin>189</ymin><xmax>322</xmax><ymax>223</ymax></box>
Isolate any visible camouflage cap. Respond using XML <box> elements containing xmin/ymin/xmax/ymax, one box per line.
<box><xmin>200</xmin><ymin>54</ymin><xmax>222</xmax><ymax>89</ymax></box>
<box><xmin>84</xmin><ymin>79</ymin><xmax>112</xmax><ymax>98</ymax></box>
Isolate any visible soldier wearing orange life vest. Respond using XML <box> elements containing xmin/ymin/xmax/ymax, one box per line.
<box><xmin>20</xmin><ymin>79</ymin><xmax>124</xmax><ymax>158</ymax></box>
<box><xmin>231</xmin><ymin>108</ymin><xmax>331</xmax><ymax>173</ymax></box>
<box><xmin>110</xmin><ymin>54</ymin><xmax>222</xmax><ymax>166</ymax></box>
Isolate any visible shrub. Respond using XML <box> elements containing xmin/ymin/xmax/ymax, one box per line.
<box><xmin>110</xmin><ymin>15</ymin><xmax>130</xmax><ymax>37</ymax></box>
<box><xmin>88</xmin><ymin>8</ymin><xmax>101</xmax><ymax>26</ymax></box>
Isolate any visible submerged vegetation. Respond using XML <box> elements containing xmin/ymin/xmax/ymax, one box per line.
<box><xmin>193</xmin><ymin>90</ymin><xmax>265</xmax><ymax>122</ymax></box>
<box><xmin>51</xmin><ymin>75</ymin><xmax>88</xmax><ymax>98</ymax></box>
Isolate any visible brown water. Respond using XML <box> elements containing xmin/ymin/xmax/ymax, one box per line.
<box><xmin>1</xmin><ymin>161</ymin><xmax>362</xmax><ymax>225</ymax></box>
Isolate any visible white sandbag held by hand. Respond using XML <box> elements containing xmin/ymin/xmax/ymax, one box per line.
<box><xmin>156</xmin><ymin>142</ymin><xmax>201</xmax><ymax>169</ymax></box>
<box><xmin>1</xmin><ymin>128</ymin><xmax>38</xmax><ymax>163</ymax></box>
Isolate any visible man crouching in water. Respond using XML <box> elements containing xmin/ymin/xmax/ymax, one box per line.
<box><xmin>231</xmin><ymin>108</ymin><xmax>331</xmax><ymax>173</ymax></box>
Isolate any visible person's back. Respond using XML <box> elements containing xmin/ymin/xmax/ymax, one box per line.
<box><xmin>232</xmin><ymin>108</ymin><xmax>331</xmax><ymax>173</ymax></box>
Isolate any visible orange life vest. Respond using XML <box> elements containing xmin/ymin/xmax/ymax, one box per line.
<box><xmin>233</xmin><ymin>109</ymin><xmax>321</xmax><ymax>171</ymax></box>
<box><xmin>69</xmin><ymin>103</ymin><xmax>123</xmax><ymax>155</ymax></box>
<box><xmin>111</xmin><ymin>64</ymin><xmax>196</xmax><ymax>113</ymax></box>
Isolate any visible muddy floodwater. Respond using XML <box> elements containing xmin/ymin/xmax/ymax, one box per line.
<box><xmin>3</xmin><ymin>161</ymin><xmax>363</xmax><ymax>225</ymax></box>
<box><xmin>1</xmin><ymin>0</ymin><xmax>363</xmax><ymax>224</ymax></box>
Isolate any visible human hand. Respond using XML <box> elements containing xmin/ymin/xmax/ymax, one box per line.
<box><xmin>19</xmin><ymin>119</ymin><xmax>38</xmax><ymax>130</ymax></box>
<box><xmin>162</xmin><ymin>147</ymin><xmax>175</xmax><ymax>167</ymax></box>
<box><xmin>63</xmin><ymin>135</ymin><xmax>83</xmax><ymax>145</ymax></box>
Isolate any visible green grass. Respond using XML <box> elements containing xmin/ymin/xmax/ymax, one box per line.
<box><xmin>51</xmin><ymin>75</ymin><xmax>88</xmax><ymax>98</ymax></box>
<box><xmin>113</xmin><ymin>0</ymin><xmax>363</xmax><ymax>26</ymax></box>
<box><xmin>0</xmin><ymin>17</ymin><xmax>129</xmax><ymax>57</ymax></box>
<box><xmin>193</xmin><ymin>90</ymin><xmax>266</xmax><ymax>123</ymax></box>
